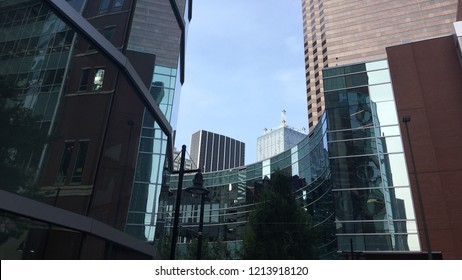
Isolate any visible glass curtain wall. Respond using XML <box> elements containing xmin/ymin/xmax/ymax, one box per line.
<box><xmin>157</xmin><ymin>115</ymin><xmax>338</xmax><ymax>259</ymax></box>
<box><xmin>324</xmin><ymin>59</ymin><xmax>419</xmax><ymax>252</ymax></box>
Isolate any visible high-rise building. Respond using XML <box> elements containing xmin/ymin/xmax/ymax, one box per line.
<box><xmin>302</xmin><ymin>0</ymin><xmax>458</xmax><ymax>130</ymax></box>
<box><xmin>256</xmin><ymin>110</ymin><xmax>306</xmax><ymax>161</ymax></box>
<box><xmin>0</xmin><ymin>0</ymin><xmax>190</xmax><ymax>259</ymax></box>
<box><xmin>189</xmin><ymin>130</ymin><xmax>245</xmax><ymax>172</ymax></box>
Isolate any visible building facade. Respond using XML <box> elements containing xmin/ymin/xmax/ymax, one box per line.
<box><xmin>257</xmin><ymin>112</ymin><xmax>307</xmax><ymax>161</ymax></box>
<box><xmin>302</xmin><ymin>0</ymin><xmax>458</xmax><ymax>130</ymax></box>
<box><xmin>158</xmin><ymin>61</ymin><xmax>420</xmax><ymax>258</ymax></box>
<box><xmin>0</xmin><ymin>0</ymin><xmax>190</xmax><ymax>259</ymax></box>
<box><xmin>386</xmin><ymin>19</ymin><xmax>462</xmax><ymax>259</ymax></box>
<box><xmin>189</xmin><ymin>130</ymin><xmax>245</xmax><ymax>173</ymax></box>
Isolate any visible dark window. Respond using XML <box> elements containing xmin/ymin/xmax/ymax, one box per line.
<box><xmin>56</xmin><ymin>142</ymin><xmax>75</xmax><ymax>184</ymax></box>
<box><xmin>98</xmin><ymin>0</ymin><xmax>111</xmax><ymax>14</ymax></box>
<box><xmin>317</xmin><ymin>106</ymin><xmax>322</xmax><ymax>112</ymax></box>
<box><xmin>78</xmin><ymin>68</ymin><xmax>90</xmax><ymax>91</ymax></box>
<box><xmin>112</xmin><ymin>0</ymin><xmax>125</xmax><ymax>12</ymax></box>
<box><xmin>57</xmin><ymin>141</ymin><xmax>90</xmax><ymax>184</ymax></box>
<box><xmin>308</xmin><ymin>104</ymin><xmax>312</xmax><ymax>110</ymax></box>
<box><xmin>71</xmin><ymin>141</ymin><xmax>89</xmax><ymax>183</ymax></box>
<box><xmin>316</xmin><ymin>89</ymin><xmax>321</xmax><ymax>95</ymax></box>
<box><xmin>101</xmin><ymin>26</ymin><xmax>116</xmax><ymax>41</ymax></box>
<box><xmin>308</xmin><ymin>113</ymin><xmax>313</xmax><ymax>118</ymax></box>
<box><xmin>317</xmin><ymin>97</ymin><xmax>321</xmax><ymax>103</ymax></box>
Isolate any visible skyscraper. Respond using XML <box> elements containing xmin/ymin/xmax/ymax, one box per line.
<box><xmin>0</xmin><ymin>0</ymin><xmax>190</xmax><ymax>259</ymax></box>
<box><xmin>302</xmin><ymin>0</ymin><xmax>458</xmax><ymax>130</ymax></box>
<box><xmin>189</xmin><ymin>130</ymin><xmax>245</xmax><ymax>172</ymax></box>
<box><xmin>256</xmin><ymin>111</ymin><xmax>306</xmax><ymax>161</ymax></box>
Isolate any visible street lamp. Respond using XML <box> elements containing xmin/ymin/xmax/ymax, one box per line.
<box><xmin>185</xmin><ymin>172</ymin><xmax>209</xmax><ymax>260</ymax></box>
<box><xmin>169</xmin><ymin>145</ymin><xmax>207</xmax><ymax>260</ymax></box>
<box><xmin>402</xmin><ymin>115</ymin><xmax>432</xmax><ymax>260</ymax></box>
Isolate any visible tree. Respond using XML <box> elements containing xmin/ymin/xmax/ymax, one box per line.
<box><xmin>241</xmin><ymin>170</ymin><xmax>317</xmax><ymax>259</ymax></box>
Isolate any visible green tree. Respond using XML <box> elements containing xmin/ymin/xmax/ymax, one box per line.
<box><xmin>241</xmin><ymin>170</ymin><xmax>317</xmax><ymax>259</ymax></box>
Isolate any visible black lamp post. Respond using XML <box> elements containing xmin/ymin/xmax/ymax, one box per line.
<box><xmin>169</xmin><ymin>145</ymin><xmax>207</xmax><ymax>260</ymax></box>
<box><xmin>402</xmin><ymin>115</ymin><xmax>432</xmax><ymax>260</ymax></box>
<box><xmin>185</xmin><ymin>172</ymin><xmax>209</xmax><ymax>260</ymax></box>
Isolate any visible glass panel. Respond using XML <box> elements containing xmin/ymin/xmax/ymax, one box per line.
<box><xmin>99</xmin><ymin>0</ymin><xmax>111</xmax><ymax>14</ymax></box>
<box><xmin>56</xmin><ymin>142</ymin><xmax>74</xmax><ymax>184</ymax></box>
<box><xmin>327</xmin><ymin>127</ymin><xmax>375</xmax><ymax>141</ymax></box>
<box><xmin>375</xmin><ymin>101</ymin><xmax>398</xmax><ymax>126</ymax></box>
<box><xmin>367</xmin><ymin>69</ymin><xmax>391</xmax><ymax>85</ymax></box>
<box><xmin>366</xmin><ymin>60</ymin><xmax>388</xmax><ymax>71</ymax></box>
<box><xmin>329</xmin><ymin>138</ymin><xmax>377</xmax><ymax>157</ymax></box>
<box><xmin>381</xmin><ymin>153</ymin><xmax>410</xmax><ymax>186</ymax></box>
<box><xmin>330</xmin><ymin>155</ymin><xmax>383</xmax><ymax>189</ymax></box>
<box><xmin>392</xmin><ymin>187</ymin><xmax>415</xmax><ymax>219</ymax></box>
<box><xmin>71</xmin><ymin>141</ymin><xmax>89</xmax><ymax>183</ymax></box>
<box><xmin>369</xmin><ymin>83</ymin><xmax>394</xmax><ymax>102</ymax></box>
<box><xmin>92</xmin><ymin>68</ymin><xmax>104</xmax><ymax>90</ymax></box>
<box><xmin>377</xmin><ymin>136</ymin><xmax>403</xmax><ymax>154</ymax></box>
<box><xmin>376</xmin><ymin>125</ymin><xmax>400</xmax><ymax>137</ymax></box>
<box><xmin>78</xmin><ymin>68</ymin><xmax>90</xmax><ymax>91</ymax></box>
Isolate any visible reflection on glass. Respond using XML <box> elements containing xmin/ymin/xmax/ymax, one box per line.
<box><xmin>369</xmin><ymin>83</ymin><xmax>393</xmax><ymax>102</ymax></box>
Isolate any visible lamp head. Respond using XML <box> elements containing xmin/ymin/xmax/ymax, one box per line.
<box><xmin>185</xmin><ymin>170</ymin><xmax>209</xmax><ymax>196</ymax></box>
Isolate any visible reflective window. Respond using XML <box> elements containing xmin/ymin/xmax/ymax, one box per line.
<box><xmin>92</xmin><ymin>68</ymin><xmax>105</xmax><ymax>91</ymax></box>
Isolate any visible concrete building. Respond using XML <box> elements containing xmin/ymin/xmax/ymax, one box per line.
<box><xmin>190</xmin><ymin>130</ymin><xmax>245</xmax><ymax>172</ymax></box>
<box><xmin>302</xmin><ymin>0</ymin><xmax>458</xmax><ymax>130</ymax></box>
<box><xmin>0</xmin><ymin>0</ymin><xmax>190</xmax><ymax>259</ymax></box>
<box><xmin>257</xmin><ymin>110</ymin><xmax>307</xmax><ymax>161</ymax></box>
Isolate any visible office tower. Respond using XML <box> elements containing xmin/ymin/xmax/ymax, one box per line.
<box><xmin>386</xmin><ymin>18</ymin><xmax>462</xmax><ymax>259</ymax></box>
<box><xmin>256</xmin><ymin>110</ymin><xmax>306</xmax><ymax>161</ymax></box>
<box><xmin>0</xmin><ymin>0</ymin><xmax>190</xmax><ymax>259</ymax></box>
<box><xmin>302</xmin><ymin>0</ymin><xmax>458</xmax><ymax>130</ymax></box>
<box><xmin>189</xmin><ymin>130</ymin><xmax>245</xmax><ymax>172</ymax></box>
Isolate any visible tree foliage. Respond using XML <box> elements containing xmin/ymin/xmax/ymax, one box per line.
<box><xmin>241</xmin><ymin>170</ymin><xmax>317</xmax><ymax>259</ymax></box>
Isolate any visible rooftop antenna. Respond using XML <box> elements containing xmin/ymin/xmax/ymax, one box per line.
<box><xmin>281</xmin><ymin>110</ymin><xmax>287</xmax><ymax>127</ymax></box>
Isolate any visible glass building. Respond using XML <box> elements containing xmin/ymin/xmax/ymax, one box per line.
<box><xmin>0</xmin><ymin>0</ymin><xmax>189</xmax><ymax>259</ymax></box>
<box><xmin>160</xmin><ymin>59</ymin><xmax>420</xmax><ymax>259</ymax></box>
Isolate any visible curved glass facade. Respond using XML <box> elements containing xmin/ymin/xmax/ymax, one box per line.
<box><xmin>157</xmin><ymin>114</ymin><xmax>338</xmax><ymax>259</ymax></box>
<box><xmin>159</xmin><ymin>59</ymin><xmax>420</xmax><ymax>259</ymax></box>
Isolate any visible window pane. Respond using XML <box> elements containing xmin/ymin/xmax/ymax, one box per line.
<box><xmin>71</xmin><ymin>141</ymin><xmax>89</xmax><ymax>183</ymax></box>
<box><xmin>98</xmin><ymin>0</ymin><xmax>111</xmax><ymax>14</ymax></box>
<box><xmin>92</xmin><ymin>68</ymin><xmax>104</xmax><ymax>90</ymax></box>
<box><xmin>78</xmin><ymin>68</ymin><xmax>90</xmax><ymax>91</ymax></box>
<box><xmin>56</xmin><ymin>142</ymin><xmax>74</xmax><ymax>184</ymax></box>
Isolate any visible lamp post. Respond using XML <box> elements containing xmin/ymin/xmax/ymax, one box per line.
<box><xmin>169</xmin><ymin>144</ymin><xmax>207</xmax><ymax>260</ymax></box>
<box><xmin>402</xmin><ymin>116</ymin><xmax>432</xmax><ymax>260</ymax></box>
<box><xmin>185</xmin><ymin>172</ymin><xmax>209</xmax><ymax>260</ymax></box>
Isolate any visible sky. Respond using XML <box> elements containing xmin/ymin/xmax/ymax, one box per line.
<box><xmin>174</xmin><ymin>0</ymin><xmax>308</xmax><ymax>165</ymax></box>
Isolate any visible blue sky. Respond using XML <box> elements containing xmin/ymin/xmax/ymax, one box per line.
<box><xmin>174</xmin><ymin>0</ymin><xmax>308</xmax><ymax>165</ymax></box>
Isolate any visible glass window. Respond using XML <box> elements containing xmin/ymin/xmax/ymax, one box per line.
<box><xmin>56</xmin><ymin>142</ymin><xmax>75</xmax><ymax>184</ymax></box>
<box><xmin>78</xmin><ymin>68</ymin><xmax>90</xmax><ymax>91</ymax></box>
<box><xmin>369</xmin><ymin>83</ymin><xmax>394</xmax><ymax>102</ymax></box>
<box><xmin>92</xmin><ymin>68</ymin><xmax>105</xmax><ymax>91</ymax></box>
<box><xmin>101</xmin><ymin>26</ymin><xmax>116</xmax><ymax>41</ymax></box>
<box><xmin>112</xmin><ymin>0</ymin><xmax>125</xmax><ymax>12</ymax></box>
<box><xmin>71</xmin><ymin>141</ymin><xmax>89</xmax><ymax>183</ymax></box>
<box><xmin>367</xmin><ymin>69</ymin><xmax>391</xmax><ymax>85</ymax></box>
<box><xmin>98</xmin><ymin>0</ymin><xmax>111</xmax><ymax>14</ymax></box>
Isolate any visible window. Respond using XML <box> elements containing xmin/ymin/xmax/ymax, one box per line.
<box><xmin>56</xmin><ymin>140</ymin><xmax>89</xmax><ymax>184</ymax></box>
<box><xmin>78</xmin><ymin>68</ymin><xmax>90</xmax><ymax>91</ymax></box>
<box><xmin>92</xmin><ymin>68</ymin><xmax>105</xmax><ymax>90</ymax></box>
<box><xmin>98</xmin><ymin>0</ymin><xmax>111</xmax><ymax>14</ymax></box>
<box><xmin>56</xmin><ymin>142</ymin><xmax>75</xmax><ymax>184</ymax></box>
<box><xmin>71</xmin><ymin>141</ymin><xmax>89</xmax><ymax>183</ymax></box>
<box><xmin>99</xmin><ymin>0</ymin><xmax>125</xmax><ymax>14</ymax></box>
